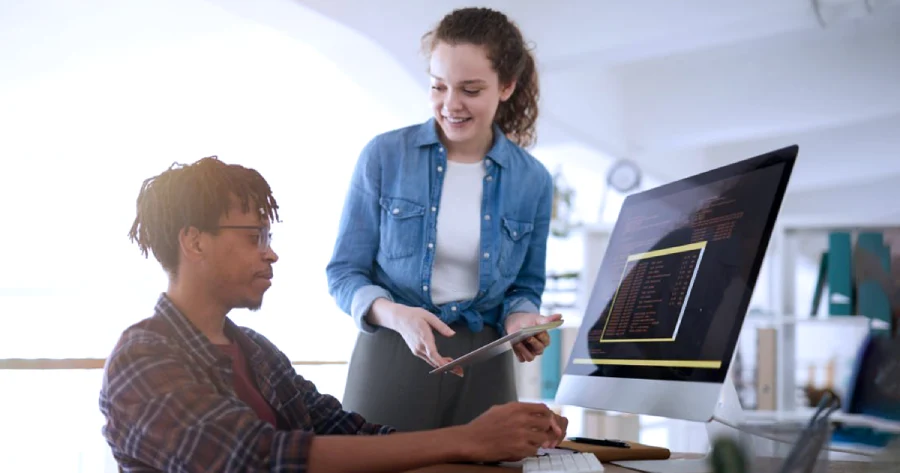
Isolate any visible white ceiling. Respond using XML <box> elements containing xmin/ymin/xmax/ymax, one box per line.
<box><xmin>208</xmin><ymin>0</ymin><xmax>900</xmax><ymax>226</ymax></box>
<box><xmin>3</xmin><ymin>0</ymin><xmax>896</xmax><ymax>226</ymax></box>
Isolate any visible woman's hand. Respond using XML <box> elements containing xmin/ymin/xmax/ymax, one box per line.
<box><xmin>503</xmin><ymin>313</ymin><xmax>563</xmax><ymax>363</ymax></box>
<box><xmin>368</xmin><ymin>299</ymin><xmax>463</xmax><ymax>376</ymax></box>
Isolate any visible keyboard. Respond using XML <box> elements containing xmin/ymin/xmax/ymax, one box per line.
<box><xmin>521</xmin><ymin>451</ymin><xmax>604</xmax><ymax>472</ymax></box>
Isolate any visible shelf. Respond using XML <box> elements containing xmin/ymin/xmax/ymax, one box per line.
<box><xmin>745</xmin><ymin>408</ymin><xmax>900</xmax><ymax>434</ymax></box>
<box><xmin>745</xmin><ymin>314</ymin><xmax>890</xmax><ymax>330</ymax></box>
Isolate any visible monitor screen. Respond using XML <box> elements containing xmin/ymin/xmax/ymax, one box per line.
<box><xmin>564</xmin><ymin>147</ymin><xmax>796</xmax><ymax>384</ymax></box>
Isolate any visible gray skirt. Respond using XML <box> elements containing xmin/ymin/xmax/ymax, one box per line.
<box><xmin>341</xmin><ymin>323</ymin><xmax>517</xmax><ymax>432</ymax></box>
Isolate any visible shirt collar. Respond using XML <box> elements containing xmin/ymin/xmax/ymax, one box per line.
<box><xmin>413</xmin><ymin>117</ymin><xmax>512</xmax><ymax>168</ymax></box>
<box><xmin>152</xmin><ymin>293</ymin><xmax>260</xmax><ymax>369</ymax></box>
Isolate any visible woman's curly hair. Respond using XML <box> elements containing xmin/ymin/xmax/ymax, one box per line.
<box><xmin>423</xmin><ymin>7</ymin><xmax>540</xmax><ymax>148</ymax></box>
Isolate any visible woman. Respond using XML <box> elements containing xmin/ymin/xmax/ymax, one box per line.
<box><xmin>326</xmin><ymin>7</ymin><xmax>560</xmax><ymax>432</ymax></box>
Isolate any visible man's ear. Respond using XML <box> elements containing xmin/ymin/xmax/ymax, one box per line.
<box><xmin>500</xmin><ymin>80</ymin><xmax>517</xmax><ymax>102</ymax></box>
<box><xmin>178</xmin><ymin>227</ymin><xmax>204</xmax><ymax>263</ymax></box>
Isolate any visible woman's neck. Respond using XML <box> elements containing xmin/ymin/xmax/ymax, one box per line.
<box><xmin>441</xmin><ymin>126</ymin><xmax>493</xmax><ymax>163</ymax></box>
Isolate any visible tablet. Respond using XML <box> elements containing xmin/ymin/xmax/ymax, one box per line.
<box><xmin>429</xmin><ymin>320</ymin><xmax>564</xmax><ymax>375</ymax></box>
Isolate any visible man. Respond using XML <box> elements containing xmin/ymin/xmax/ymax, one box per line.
<box><xmin>100</xmin><ymin>156</ymin><xmax>567</xmax><ymax>472</ymax></box>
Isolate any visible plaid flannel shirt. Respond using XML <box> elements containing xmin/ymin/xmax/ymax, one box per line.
<box><xmin>99</xmin><ymin>294</ymin><xmax>394</xmax><ymax>472</ymax></box>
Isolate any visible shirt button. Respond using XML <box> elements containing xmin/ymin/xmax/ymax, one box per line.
<box><xmin>486</xmin><ymin>175</ymin><xmax>493</xmax><ymax>181</ymax></box>
<box><xmin>483</xmin><ymin>252</ymin><xmax>490</xmax><ymax>259</ymax></box>
<box><xmin>437</xmin><ymin>166</ymin><xmax>443</xmax><ymax>172</ymax></box>
<box><xmin>392</xmin><ymin>208</ymin><xmax>400</xmax><ymax>215</ymax></box>
<box><xmin>451</xmin><ymin>306</ymin><xmax>458</xmax><ymax>312</ymax></box>
<box><xmin>438</xmin><ymin>146</ymin><xmax>444</xmax><ymax>153</ymax></box>
<box><xmin>513</xmin><ymin>231</ymin><xmax>518</xmax><ymax>237</ymax></box>
<box><xmin>423</xmin><ymin>285</ymin><xmax>429</xmax><ymax>291</ymax></box>
<box><xmin>428</xmin><ymin>243</ymin><xmax>434</xmax><ymax>249</ymax></box>
<box><xmin>484</xmin><ymin>214</ymin><xmax>491</xmax><ymax>221</ymax></box>
<box><xmin>431</xmin><ymin>206</ymin><xmax>437</xmax><ymax>212</ymax></box>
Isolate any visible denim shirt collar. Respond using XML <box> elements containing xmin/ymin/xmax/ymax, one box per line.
<box><xmin>412</xmin><ymin>117</ymin><xmax>512</xmax><ymax>168</ymax></box>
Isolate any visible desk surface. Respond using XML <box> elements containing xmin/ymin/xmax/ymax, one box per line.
<box><xmin>405</xmin><ymin>463</ymin><xmax>639</xmax><ymax>473</ymax></box>
<box><xmin>402</xmin><ymin>453</ymin><xmax>869</xmax><ymax>473</ymax></box>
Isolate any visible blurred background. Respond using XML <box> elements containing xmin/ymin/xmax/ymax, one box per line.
<box><xmin>1</xmin><ymin>1</ymin><xmax>898</xmax><ymax>470</ymax></box>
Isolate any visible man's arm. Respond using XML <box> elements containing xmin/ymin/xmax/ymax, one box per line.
<box><xmin>294</xmin><ymin>373</ymin><xmax>394</xmax><ymax>435</ymax></box>
<box><xmin>101</xmin><ymin>335</ymin><xmax>315</xmax><ymax>471</ymax></box>
<box><xmin>242</xmin><ymin>327</ymin><xmax>394</xmax><ymax>436</ymax></box>
<box><xmin>101</xmin><ymin>333</ymin><xmax>472</xmax><ymax>473</ymax></box>
<box><xmin>307</xmin><ymin>402</ymin><xmax>563</xmax><ymax>473</ymax></box>
<box><xmin>308</xmin><ymin>430</ymin><xmax>467</xmax><ymax>473</ymax></box>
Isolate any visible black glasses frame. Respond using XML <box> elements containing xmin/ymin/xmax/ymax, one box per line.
<box><xmin>217</xmin><ymin>225</ymin><xmax>273</xmax><ymax>251</ymax></box>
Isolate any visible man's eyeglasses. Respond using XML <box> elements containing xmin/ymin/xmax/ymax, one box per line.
<box><xmin>217</xmin><ymin>225</ymin><xmax>273</xmax><ymax>252</ymax></box>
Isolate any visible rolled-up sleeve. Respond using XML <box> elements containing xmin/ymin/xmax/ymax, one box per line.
<box><xmin>498</xmin><ymin>171</ymin><xmax>553</xmax><ymax>335</ymax></box>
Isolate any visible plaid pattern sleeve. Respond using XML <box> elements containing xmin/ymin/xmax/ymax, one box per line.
<box><xmin>101</xmin><ymin>330</ymin><xmax>315</xmax><ymax>472</ymax></box>
<box><xmin>292</xmin><ymin>374</ymin><xmax>395</xmax><ymax>436</ymax></box>
<box><xmin>239</xmin><ymin>328</ymin><xmax>396</xmax><ymax>436</ymax></box>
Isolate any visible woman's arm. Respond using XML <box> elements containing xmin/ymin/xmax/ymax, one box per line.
<box><xmin>326</xmin><ymin>137</ymin><xmax>393</xmax><ymax>333</ymax></box>
<box><xmin>498</xmin><ymin>171</ymin><xmax>554</xmax><ymax>334</ymax></box>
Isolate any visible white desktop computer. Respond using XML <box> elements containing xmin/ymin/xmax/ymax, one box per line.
<box><xmin>556</xmin><ymin>145</ymin><xmax>799</xmax><ymax>473</ymax></box>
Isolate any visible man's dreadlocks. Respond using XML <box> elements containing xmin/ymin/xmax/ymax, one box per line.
<box><xmin>128</xmin><ymin>156</ymin><xmax>280</xmax><ymax>275</ymax></box>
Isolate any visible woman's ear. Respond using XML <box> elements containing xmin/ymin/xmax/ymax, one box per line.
<box><xmin>500</xmin><ymin>81</ymin><xmax>517</xmax><ymax>102</ymax></box>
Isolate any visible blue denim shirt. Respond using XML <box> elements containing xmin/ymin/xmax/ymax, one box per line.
<box><xmin>326</xmin><ymin>118</ymin><xmax>552</xmax><ymax>335</ymax></box>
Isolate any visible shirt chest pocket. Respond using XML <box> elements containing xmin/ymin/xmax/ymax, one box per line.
<box><xmin>379</xmin><ymin>196</ymin><xmax>426</xmax><ymax>259</ymax></box>
<box><xmin>498</xmin><ymin>217</ymin><xmax>535</xmax><ymax>277</ymax></box>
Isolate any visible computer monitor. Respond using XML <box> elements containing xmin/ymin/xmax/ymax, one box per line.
<box><xmin>556</xmin><ymin>145</ymin><xmax>797</xmax><ymax>424</ymax></box>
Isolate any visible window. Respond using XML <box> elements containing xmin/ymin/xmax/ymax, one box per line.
<box><xmin>0</xmin><ymin>3</ymin><xmax>410</xmax><ymax>470</ymax></box>
<box><xmin>0</xmin><ymin>0</ymin><xmax>416</xmax><ymax>360</ymax></box>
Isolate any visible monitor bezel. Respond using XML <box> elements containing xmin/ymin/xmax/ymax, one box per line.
<box><xmin>556</xmin><ymin>145</ymin><xmax>797</xmax><ymax>420</ymax></box>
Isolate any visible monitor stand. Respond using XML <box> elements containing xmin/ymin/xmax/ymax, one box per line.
<box><xmin>610</xmin><ymin>377</ymin><xmax>746</xmax><ymax>473</ymax></box>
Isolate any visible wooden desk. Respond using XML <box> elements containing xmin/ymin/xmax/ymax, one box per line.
<box><xmin>403</xmin><ymin>453</ymin><xmax>869</xmax><ymax>472</ymax></box>
<box><xmin>404</xmin><ymin>462</ymin><xmax>646</xmax><ymax>472</ymax></box>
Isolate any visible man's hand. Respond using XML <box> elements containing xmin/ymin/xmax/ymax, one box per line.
<box><xmin>456</xmin><ymin>402</ymin><xmax>565</xmax><ymax>462</ymax></box>
<box><xmin>368</xmin><ymin>299</ymin><xmax>463</xmax><ymax>376</ymax></box>
<box><xmin>504</xmin><ymin>313</ymin><xmax>563</xmax><ymax>363</ymax></box>
<box><xmin>543</xmin><ymin>412</ymin><xmax>568</xmax><ymax>449</ymax></box>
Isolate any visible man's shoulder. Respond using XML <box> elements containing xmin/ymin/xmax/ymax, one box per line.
<box><xmin>115</xmin><ymin>317</ymin><xmax>175</xmax><ymax>350</ymax></box>
<box><xmin>101</xmin><ymin>317</ymin><xmax>187</xmax><ymax>403</ymax></box>
<box><xmin>105</xmin><ymin>317</ymin><xmax>179</xmax><ymax>371</ymax></box>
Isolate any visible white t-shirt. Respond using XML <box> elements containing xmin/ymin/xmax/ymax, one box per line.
<box><xmin>430</xmin><ymin>160</ymin><xmax>485</xmax><ymax>306</ymax></box>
